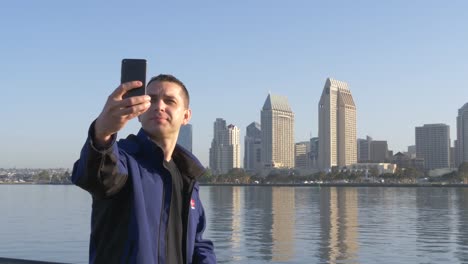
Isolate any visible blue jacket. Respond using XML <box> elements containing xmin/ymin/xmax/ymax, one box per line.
<box><xmin>72</xmin><ymin>124</ymin><xmax>216</xmax><ymax>263</ymax></box>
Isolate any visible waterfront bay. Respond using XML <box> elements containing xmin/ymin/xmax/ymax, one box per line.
<box><xmin>1</xmin><ymin>185</ymin><xmax>468</xmax><ymax>263</ymax></box>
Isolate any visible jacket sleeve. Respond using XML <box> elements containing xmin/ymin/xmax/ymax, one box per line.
<box><xmin>192</xmin><ymin>199</ymin><xmax>216</xmax><ymax>263</ymax></box>
<box><xmin>71</xmin><ymin>120</ymin><xmax>128</xmax><ymax>199</ymax></box>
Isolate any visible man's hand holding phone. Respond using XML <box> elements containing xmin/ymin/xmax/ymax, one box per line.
<box><xmin>94</xmin><ymin>81</ymin><xmax>151</xmax><ymax>147</ymax></box>
<box><xmin>93</xmin><ymin>58</ymin><xmax>148</xmax><ymax>147</ymax></box>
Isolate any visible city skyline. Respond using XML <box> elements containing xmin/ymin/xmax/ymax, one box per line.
<box><xmin>1</xmin><ymin>1</ymin><xmax>468</xmax><ymax>168</ymax></box>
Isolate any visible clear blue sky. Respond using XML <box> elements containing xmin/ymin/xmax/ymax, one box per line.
<box><xmin>1</xmin><ymin>1</ymin><xmax>467</xmax><ymax>169</ymax></box>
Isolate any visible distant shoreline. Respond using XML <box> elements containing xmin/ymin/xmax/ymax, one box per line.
<box><xmin>2</xmin><ymin>182</ymin><xmax>468</xmax><ymax>188</ymax></box>
<box><xmin>200</xmin><ymin>182</ymin><xmax>468</xmax><ymax>188</ymax></box>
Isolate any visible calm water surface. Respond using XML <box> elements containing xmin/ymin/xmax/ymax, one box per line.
<box><xmin>1</xmin><ymin>185</ymin><xmax>468</xmax><ymax>263</ymax></box>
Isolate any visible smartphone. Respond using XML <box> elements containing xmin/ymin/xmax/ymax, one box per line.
<box><xmin>121</xmin><ymin>58</ymin><xmax>147</xmax><ymax>99</ymax></box>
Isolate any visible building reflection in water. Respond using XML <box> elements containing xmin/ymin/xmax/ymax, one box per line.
<box><xmin>205</xmin><ymin>185</ymin><xmax>468</xmax><ymax>263</ymax></box>
<box><xmin>209</xmin><ymin>186</ymin><xmax>359</xmax><ymax>263</ymax></box>
<box><xmin>209</xmin><ymin>186</ymin><xmax>275</xmax><ymax>261</ymax></box>
<box><xmin>231</xmin><ymin>186</ymin><xmax>243</xmax><ymax>261</ymax></box>
<box><xmin>271</xmin><ymin>187</ymin><xmax>295</xmax><ymax>262</ymax></box>
<box><xmin>318</xmin><ymin>187</ymin><xmax>359</xmax><ymax>263</ymax></box>
<box><xmin>416</xmin><ymin>188</ymin><xmax>455</xmax><ymax>263</ymax></box>
<box><xmin>208</xmin><ymin>186</ymin><xmax>235</xmax><ymax>254</ymax></box>
<box><xmin>243</xmin><ymin>186</ymin><xmax>273</xmax><ymax>261</ymax></box>
<box><xmin>456</xmin><ymin>188</ymin><xmax>468</xmax><ymax>263</ymax></box>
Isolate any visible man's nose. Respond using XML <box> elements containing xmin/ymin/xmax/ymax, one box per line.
<box><xmin>153</xmin><ymin>99</ymin><xmax>166</xmax><ymax>111</ymax></box>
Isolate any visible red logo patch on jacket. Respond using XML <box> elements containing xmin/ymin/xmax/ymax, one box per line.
<box><xmin>190</xmin><ymin>199</ymin><xmax>196</xmax><ymax>209</ymax></box>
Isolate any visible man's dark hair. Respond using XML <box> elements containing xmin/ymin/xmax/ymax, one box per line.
<box><xmin>147</xmin><ymin>74</ymin><xmax>190</xmax><ymax>108</ymax></box>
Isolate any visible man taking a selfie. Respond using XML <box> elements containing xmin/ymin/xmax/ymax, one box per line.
<box><xmin>72</xmin><ymin>73</ymin><xmax>216</xmax><ymax>263</ymax></box>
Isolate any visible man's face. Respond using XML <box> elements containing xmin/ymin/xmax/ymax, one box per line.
<box><xmin>139</xmin><ymin>81</ymin><xmax>191</xmax><ymax>140</ymax></box>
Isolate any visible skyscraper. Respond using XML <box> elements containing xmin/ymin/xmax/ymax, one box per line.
<box><xmin>309</xmin><ymin>137</ymin><xmax>319</xmax><ymax>169</ymax></box>
<box><xmin>456</xmin><ymin>103</ymin><xmax>468</xmax><ymax>166</ymax></box>
<box><xmin>357</xmin><ymin>136</ymin><xmax>372</xmax><ymax>162</ymax></box>
<box><xmin>227</xmin><ymin>124</ymin><xmax>241</xmax><ymax>170</ymax></box>
<box><xmin>209</xmin><ymin>118</ymin><xmax>241</xmax><ymax>175</ymax></box>
<box><xmin>407</xmin><ymin>145</ymin><xmax>417</xmax><ymax>158</ymax></box>
<box><xmin>295</xmin><ymin>141</ymin><xmax>310</xmax><ymax>169</ymax></box>
<box><xmin>244</xmin><ymin>122</ymin><xmax>262</xmax><ymax>172</ymax></box>
<box><xmin>318</xmin><ymin>78</ymin><xmax>357</xmax><ymax>170</ymax></box>
<box><xmin>415</xmin><ymin>124</ymin><xmax>450</xmax><ymax>170</ymax></box>
<box><xmin>261</xmin><ymin>93</ymin><xmax>295</xmax><ymax>169</ymax></box>
<box><xmin>177</xmin><ymin>124</ymin><xmax>192</xmax><ymax>152</ymax></box>
<box><xmin>210</xmin><ymin>118</ymin><xmax>227</xmax><ymax>175</ymax></box>
<box><xmin>370</xmin><ymin>140</ymin><xmax>389</xmax><ymax>163</ymax></box>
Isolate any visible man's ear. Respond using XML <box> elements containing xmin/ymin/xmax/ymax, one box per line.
<box><xmin>182</xmin><ymin>108</ymin><xmax>192</xmax><ymax>125</ymax></box>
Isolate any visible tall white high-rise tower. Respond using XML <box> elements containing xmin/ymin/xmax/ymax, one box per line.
<box><xmin>318</xmin><ymin>78</ymin><xmax>357</xmax><ymax>170</ymax></box>
<box><xmin>261</xmin><ymin>94</ymin><xmax>295</xmax><ymax>168</ymax></box>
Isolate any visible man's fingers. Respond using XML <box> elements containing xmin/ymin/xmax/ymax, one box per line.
<box><xmin>110</xmin><ymin>81</ymin><xmax>143</xmax><ymax>99</ymax></box>
<box><xmin>117</xmin><ymin>102</ymin><xmax>151</xmax><ymax>117</ymax></box>
<box><xmin>126</xmin><ymin>108</ymin><xmax>149</xmax><ymax>120</ymax></box>
<box><xmin>120</xmin><ymin>95</ymin><xmax>151</xmax><ymax>108</ymax></box>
